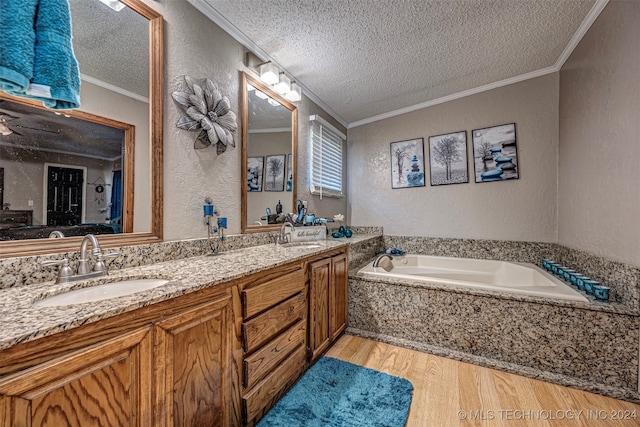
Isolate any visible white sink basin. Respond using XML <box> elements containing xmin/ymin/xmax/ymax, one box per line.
<box><xmin>35</xmin><ymin>278</ymin><xmax>170</xmax><ymax>307</ymax></box>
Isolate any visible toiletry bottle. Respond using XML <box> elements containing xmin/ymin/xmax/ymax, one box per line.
<box><xmin>276</xmin><ymin>200</ymin><xmax>282</xmax><ymax>214</ymax></box>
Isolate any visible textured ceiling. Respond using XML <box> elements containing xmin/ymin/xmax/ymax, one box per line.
<box><xmin>69</xmin><ymin>0</ymin><xmax>149</xmax><ymax>98</ymax></box>
<box><xmin>201</xmin><ymin>0</ymin><xmax>597</xmax><ymax>125</ymax></box>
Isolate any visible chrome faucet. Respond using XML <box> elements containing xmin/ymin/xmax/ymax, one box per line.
<box><xmin>276</xmin><ymin>222</ymin><xmax>294</xmax><ymax>245</ymax></box>
<box><xmin>41</xmin><ymin>234</ymin><xmax>118</xmax><ymax>284</ymax></box>
<box><xmin>78</xmin><ymin>234</ymin><xmax>102</xmax><ymax>275</ymax></box>
<box><xmin>372</xmin><ymin>254</ymin><xmax>393</xmax><ymax>268</ymax></box>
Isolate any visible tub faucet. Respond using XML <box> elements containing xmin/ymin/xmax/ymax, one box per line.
<box><xmin>276</xmin><ymin>222</ymin><xmax>294</xmax><ymax>245</ymax></box>
<box><xmin>373</xmin><ymin>254</ymin><xmax>393</xmax><ymax>268</ymax></box>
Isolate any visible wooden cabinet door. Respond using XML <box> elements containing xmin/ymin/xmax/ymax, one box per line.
<box><xmin>0</xmin><ymin>327</ymin><xmax>152</xmax><ymax>427</ymax></box>
<box><xmin>309</xmin><ymin>257</ymin><xmax>331</xmax><ymax>361</ymax></box>
<box><xmin>330</xmin><ymin>252</ymin><xmax>348</xmax><ymax>340</ymax></box>
<box><xmin>154</xmin><ymin>294</ymin><xmax>239</xmax><ymax>427</ymax></box>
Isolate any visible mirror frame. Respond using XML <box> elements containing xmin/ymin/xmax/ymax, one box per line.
<box><xmin>241</xmin><ymin>71</ymin><xmax>297</xmax><ymax>234</ymax></box>
<box><xmin>0</xmin><ymin>0</ymin><xmax>163</xmax><ymax>258</ymax></box>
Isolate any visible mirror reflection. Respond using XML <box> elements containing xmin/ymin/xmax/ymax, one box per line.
<box><xmin>242</xmin><ymin>72</ymin><xmax>297</xmax><ymax>233</ymax></box>
<box><xmin>0</xmin><ymin>0</ymin><xmax>163</xmax><ymax>257</ymax></box>
<box><xmin>0</xmin><ymin>95</ymin><xmax>132</xmax><ymax>240</ymax></box>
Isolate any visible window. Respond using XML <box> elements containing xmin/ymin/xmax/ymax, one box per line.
<box><xmin>310</xmin><ymin>115</ymin><xmax>346</xmax><ymax>198</ymax></box>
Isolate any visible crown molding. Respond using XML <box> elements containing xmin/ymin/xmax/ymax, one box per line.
<box><xmin>187</xmin><ymin>0</ymin><xmax>608</xmax><ymax>131</ymax></box>
<box><xmin>350</xmin><ymin>0</ymin><xmax>609</xmax><ymax>129</ymax></box>
<box><xmin>81</xmin><ymin>74</ymin><xmax>149</xmax><ymax>103</ymax></box>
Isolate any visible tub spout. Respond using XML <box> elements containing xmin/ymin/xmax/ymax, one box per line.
<box><xmin>372</xmin><ymin>254</ymin><xmax>393</xmax><ymax>268</ymax></box>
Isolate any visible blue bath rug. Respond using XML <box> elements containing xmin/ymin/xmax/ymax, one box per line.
<box><xmin>256</xmin><ymin>357</ymin><xmax>413</xmax><ymax>427</ymax></box>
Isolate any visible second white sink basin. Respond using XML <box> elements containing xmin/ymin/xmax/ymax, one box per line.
<box><xmin>35</xmin><ymin>278</ymin><xmax>170</xmax><ymax>307</ymax></box>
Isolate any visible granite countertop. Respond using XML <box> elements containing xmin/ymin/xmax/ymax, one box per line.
<box><xmin>0</xmin><ymin>237</ymin><xmax>373</xmax><ymax>351</ymax></box>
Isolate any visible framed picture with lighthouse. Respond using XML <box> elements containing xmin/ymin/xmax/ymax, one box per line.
<box><xmin>472</xmin><ymin>123</ymin><xmax>519</xmax><ymax>183</ymax></box>
<box><xmin>390</xmin><ymin>138</ymin><xmax>425</xmax><ymax>189</ymax></box>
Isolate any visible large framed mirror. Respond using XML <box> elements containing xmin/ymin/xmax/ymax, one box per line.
<box><xmin>241</xmin><ymin>71</ymin><xmax>297</xmax><ymax>233</ymax></box>
<box><xmin>0</xmin><ymin>0</ymin><xmax>163</xmax><ymax>258</ymax></box>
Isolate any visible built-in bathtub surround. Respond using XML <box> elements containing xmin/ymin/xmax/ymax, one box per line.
<box><xmin>348</xmin><ymin>276</ymin><xmax>640</xmax><ymax>402</ymax></box>
<box><xmin>383</xmin><ymin>235</ymin><xmax>640</xmax><ymax>311</ymax></box>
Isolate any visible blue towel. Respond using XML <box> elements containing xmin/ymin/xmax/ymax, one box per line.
<box><xmin>0</xmin><ymin>0</ymin><xmax>39</xmax><ymax>92</ymax></box>
<box><xmin>2</xmin><ymin>0</ymin><xmax>81</xmax><ymax>110</ymax></box>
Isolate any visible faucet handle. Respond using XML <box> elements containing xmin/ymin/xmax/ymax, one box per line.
<box><xmin>93</xmin><ymin>251</ymin><xmax>118</xmax><ymax>274</ymax></box>
<box><xmin>41</xmin><ymin>258</ymin><xmax>73</xmax><ymax>282</ymax></box>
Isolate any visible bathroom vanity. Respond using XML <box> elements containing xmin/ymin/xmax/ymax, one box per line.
<box><xmin>0</xmin><ymin>243</ymin><xmax>350</xmax><ymax>426</ymax></box>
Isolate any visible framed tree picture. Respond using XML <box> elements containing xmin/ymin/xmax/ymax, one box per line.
<box><xmin>428</xmin><ymin>130</ymin><xmax>468</xmax><ymax>186</ymax></box>
<box><xmin>247</xmin><ymin>156</ymin><xmax>264</xmax><ymax>192</ymax></box>
<box><xmin>264</xmin><ymin>154</ymin><xmax>286</xmax><ymax>191</ymax></box>
<box><xmin>390</xmin><ymin>138</ymin><xmax>425</xmax><ymax>189</ymax></box>
<box><xmin>472</xmin><ymin>123</ymin><xmax>518</xmax><ymax>183</ymax></box>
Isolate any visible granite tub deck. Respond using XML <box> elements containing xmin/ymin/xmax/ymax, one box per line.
<box><xmin>0</xmin><ymin>232</ymin><xmax>381</xmax><ymax>351</ymax></box>
<box><xmin>348</xmin><ymin>270</ymin><xmax>640</xmax><ymax>402</ymax></box>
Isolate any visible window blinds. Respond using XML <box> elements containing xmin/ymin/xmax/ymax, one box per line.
<box><xmin>310</xmin><ymin>115</ymin><xmax>345</xmax><ymax>198</ymax></box>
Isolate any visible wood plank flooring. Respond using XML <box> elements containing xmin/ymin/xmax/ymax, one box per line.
<box><xmin>325</xmin><ymin>335</ymin><xmax>640</xmax><ymax>426</ymax></box>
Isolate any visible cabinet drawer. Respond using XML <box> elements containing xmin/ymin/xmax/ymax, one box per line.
<box><xmin>243</xmin><ymin>319</ymin><xmax>306</xmax><ymax>390</ymax></box>
<box><xmin>242</xmin><ymin>269</ymin><xmax>305</xmax><ymax>318</ymax></box>
<box><xmin>242</xmin><ymin>345</ymin><xmax>306</xmax><ymax>425</ymax></box>
<box><xmin>243</xmin><ymin>292</ymin><xmax>305</xmax><ymax>354</ymax></box>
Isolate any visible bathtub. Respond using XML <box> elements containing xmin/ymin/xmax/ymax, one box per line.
<box><xmin>358</xmin><ymin>254</ymin><xmax>589</xmax><ymax>303</ymax></box>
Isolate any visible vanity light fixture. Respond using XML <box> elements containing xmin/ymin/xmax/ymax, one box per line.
<box><xmin>274</xmin><ymin>73</ymin><xmax>291</xmax><ymax>95</ymax></box>
<box><xmin>267</xmin><ymin>98</ymin><xmax>281</xmax><ymax>107</ymax></box>
<box><xmin>285</xmin><ymin>82</ymin><xmax>302</xmax><ymax>102</ymax></box>
<box><xmin>254</xmin><ymin>90</ymin><xmax>268</xmax><ymax>100</ymax></box>
<box><xmin>98</xmin><ymin>0</ymin><xmax>126</xmax><ymax>12</ymax></box>
<box><xmin>259</xmin><ymin>61</ymin><xmax>279</xmax><ymax>85</ymax></box>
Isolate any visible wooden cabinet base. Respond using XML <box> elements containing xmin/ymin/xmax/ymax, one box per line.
<box><xmin>0</xmin><ymin>327</ymin><xmax>152</xmax><ymax>426</ymax></box>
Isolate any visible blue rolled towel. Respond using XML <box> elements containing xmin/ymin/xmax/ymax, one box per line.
<box><xmin>0</xmin><ymin>0</ymin><xmax>39</xmax><ymax>93</ymax></box>
<box><xmin>9</xmin><ymin>0</ymin><xmax>81</xmax><ymax>110</ymax></box>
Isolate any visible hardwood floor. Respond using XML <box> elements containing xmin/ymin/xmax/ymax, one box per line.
<box><xmin>325</xmin><ymin>335</ymin><xmax>640</xmax><ymax>426</ymax></box>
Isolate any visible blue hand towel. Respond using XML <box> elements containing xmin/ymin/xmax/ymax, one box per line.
<box><xmin>23</xmin><ymin>0</ymin><xmax>81</xmax><ymax>109</ymax></box>
<box><xmin>0</xmin><ymin>0</ymin><xmax>39</xmax><ymax>92</ymax></box>
<box><xmin>2</xmin><ymin>0</ymin><xmax>81</xmax><ymax>110</ymax></box>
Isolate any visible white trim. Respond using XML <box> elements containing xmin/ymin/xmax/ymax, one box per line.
<box><xmin>43</xmin><ymin>163</ymin><xmax>87</xmax><ymax>224</ymax></box>
<box><xmin>80</xmin><ymin>74</ymin><xmax>149</xmax><ymax>104</ymax></box>
<box><xmin>554</xmin><ymin>0</ymin><xmax>609</xmax><ymax>69</ymax></box>
<box><xmin>349</xmin><ymin>66</ymin><xmax>557</xmax><ymax>128</ymax></box>
<box><xmin>309</xmin><ymin>115</ymin><xmax>347</xmax><ymax>140</ymax></box>
<box><xmin>248</xmin><ymin>127</ymin><xmax>291</xmax><ymax>134</ymax></box>
<box><xmin>189</xmin><ymin>0</ymin><xmax>608</xmax><ymax>130</ymax></box>
<box><xmin>346</xmin><ymin>0</ymin><xmax>609</xmax><ymax>129</ymax></box>
<box><xmin>186</xmin><ymin>0</ymin><xmax>348</xmax><ymax>128</ymax></box>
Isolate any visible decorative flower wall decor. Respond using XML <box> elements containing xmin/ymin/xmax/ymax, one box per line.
<box><xmin>172</xmin><ymin>76</ymin><xmax>237</xmax><ymax>153</ymax></box>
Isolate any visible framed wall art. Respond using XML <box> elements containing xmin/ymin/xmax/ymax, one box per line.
<box><xmin>428</xmin><ymin>130</ymin><xmax>468</xmax><ymax>186</ymax></box>
<box><xmin>264</xmin><ymin>154</ymin><xmax>286</xmax><ymax>191</ymax></box>
<box><xmin>247</xmin><ymin>156</ymin><xmax>264</xmax><ymax>192</ymax></box>
<box><xmin>472</xmin><ymin>123</ymin><xmax>518</xmax><ymax>183</ymax></box>
<box><xmin>390</xmin><ymin>138</ymin><xmax>425</xmax><ymax>189</ymax></box>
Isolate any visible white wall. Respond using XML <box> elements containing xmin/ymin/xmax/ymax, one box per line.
<box><xmin>348</xmin><ymin>74</ymin><xmax>559</xmax><ymax>242</ymax></box>
<box><xmin>558</xmin><ymin>0</ymin><xmax>640</xmax><ymax>266</ymax></box>
<box><xmin>79</xmin><ymin>81</ymin><xmax>150</xmax><ymax>232</ymax></box>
